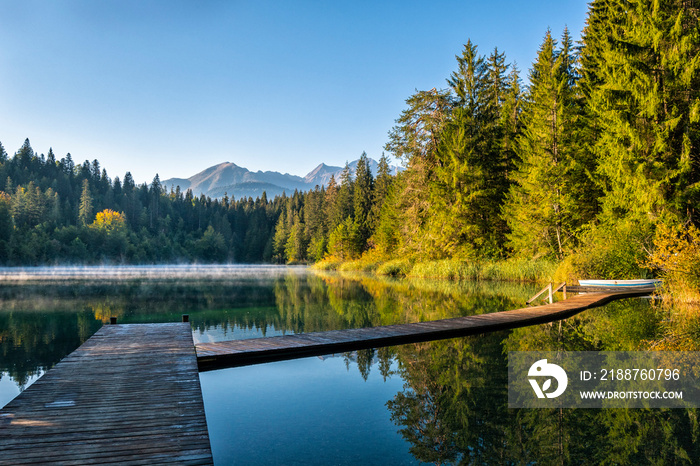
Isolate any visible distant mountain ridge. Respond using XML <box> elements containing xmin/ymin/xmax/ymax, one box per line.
<box><xmin>163</xmin><ymin>158</ymin><xmax>399</xmax><ymax>199</ymax></box>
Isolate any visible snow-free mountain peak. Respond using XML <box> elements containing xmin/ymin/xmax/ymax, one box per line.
<box><xmin>162</xmin><ymin>158</ymin><xmax>399</xmax><ymax>200</ymax></box>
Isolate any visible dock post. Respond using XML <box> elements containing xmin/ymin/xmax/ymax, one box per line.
<box><xmin>182</xmin><ymin>314</ymin><xmax>189</xmax><ymax>323</ymax></box>
<box><xmin>110</xmin><ymin>317</ymin><xmax>117</xmax><ymax>325</ymax></box>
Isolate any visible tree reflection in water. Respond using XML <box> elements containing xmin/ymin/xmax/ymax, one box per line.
<box><xmin>0</xmin><ymin>310</ymin><xmax>102</xmax><ymax>390</ymax></box>
<box><xmin>1</xmin><ymin>269</ymin><xmax>698</xmax><ymax>464</ymax></box>
<box><xmin>386</xmin><ymin>299</ymin><xmax>700</xmax><ymax>465</ymax></box>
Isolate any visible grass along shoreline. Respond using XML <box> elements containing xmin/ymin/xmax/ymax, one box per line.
<box><xmin>313</xmin><ymin>257</ymin><xmax>559</xmax><ymax>283</ymax></box>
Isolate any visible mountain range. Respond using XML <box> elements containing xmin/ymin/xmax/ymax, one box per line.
<box><xmin>162</xmin><ymin>158</ymin><xmax>399</xmax><ymax>200</ymax></box>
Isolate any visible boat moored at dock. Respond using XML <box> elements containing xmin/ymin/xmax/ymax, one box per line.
<box><xmin>577</xmin><ymin>279</ymin><xmax>662</xmax><ymax>288</ymax></box>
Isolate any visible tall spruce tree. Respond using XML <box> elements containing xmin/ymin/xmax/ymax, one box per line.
<box><xmin>305</xmin><ymin>186</ymin><xmax>327</xmax><ymax>261</ymax></box>
<box><xmin>429</xmin><ymin>41</ymin><xmax>514</xmax><ymax>257</ymax></box>
<box><xmin>284</xmin><ymin>212</ymin><xmax>307</xmax><ymax>263</ymax></box>
<box><xmin>371</xmin><ymin>176</ymin><xmax>402</xmax><ymax>256</ymax></box>
<box><xmin>0</xmin><ymin>192</ymin><xmax>11</xmax><ymax>260</ymax></box>
<box><xmin>500</xmin><ymin>64</ymin><xmax>522</xmax><ymax>178</ymax></box>
<box><xmin>447</xmin><ymin>40</ymin><xmax>486</xmax><ymax>111</ymax></box>
<box><xmin>582</xmin><ymin>0</ymin><xmax>700</xmax><ymax>226</ymax></box>
<box><xmin>370</xmin><ymin>153</ymin><xmax>393</xmax><ymax>231</ymax></box>
<box><xmin>16</xmin><ymin>139</ymin><xmax>34</xmax><ymax>167</ymax></box>
<box><xmin>335</xmin><ymin>163</ymin><xmax>354</xmax><ymax>224</ymax></box>
<box><xmin>503</xmin><ymin>29</ymin><xmax>585</xmax><ymax>259</ymax></box>
<box><xmin>353</xmin><ymin>152</ymin><xmax>374</xmax><ymax>250</ymax></box>
<box><xmin>324</xmin><ymin>174</ymin><xmax>340</xmax><ymax>231</ymax></box>
<box><xmin>78</xmin><ymin>178</ymin><xmax>93</xmax><ymax>226</ymax></box>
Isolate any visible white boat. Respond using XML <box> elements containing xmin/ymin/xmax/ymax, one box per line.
<box><xmin>578</xmin><ymin>279</ymin><xmax>662</xmax><ymax>287</ymax></box>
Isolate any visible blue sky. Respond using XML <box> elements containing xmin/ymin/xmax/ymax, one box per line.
<box><xmin>0</xmin><ymin>1</ymin><xmax>589</xmax><ymax>184</ymax></box>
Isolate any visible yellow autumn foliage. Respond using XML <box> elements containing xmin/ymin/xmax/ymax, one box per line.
<box><xmin>645</xmin><ymin>223</ymin><xmax>700</xmax><ymax>350</ymax></box>
<box><xmin>648</xmin><ymin>223</ymin><xmax>700</xmax><ymax>305</ymax></box>
<box><xmin>90</xmin><ymin>209</ymin><xmax>126</xmax><ymax>233</ymax></box>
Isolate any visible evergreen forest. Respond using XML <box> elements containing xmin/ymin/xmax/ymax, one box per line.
<box><xmin>1</xmin><ymin>1</ymin><xmax>700</xmax><ymax>286</ymax></box>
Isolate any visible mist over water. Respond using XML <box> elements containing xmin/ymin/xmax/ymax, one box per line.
<box><xmin>0</xmin><ymin>264</ymin><xmax>309</xmax><ymax>283</ymax></box>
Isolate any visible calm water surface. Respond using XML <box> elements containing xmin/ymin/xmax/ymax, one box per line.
<box><xmin>0</xmin><ymin>265</ymin><xmax>694</xmax><ymax>465</ymax></box>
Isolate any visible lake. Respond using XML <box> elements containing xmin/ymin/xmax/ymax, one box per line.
<box><xmin>0</xmin><ymin>265</ymin><xmax>695</xmax><ymax>464</ymax></box>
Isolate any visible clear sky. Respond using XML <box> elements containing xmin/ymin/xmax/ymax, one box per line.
<box><xmin>0</xmin><ymin>0</ymin><xmax>589</xmax><ymax>184</ymax></box>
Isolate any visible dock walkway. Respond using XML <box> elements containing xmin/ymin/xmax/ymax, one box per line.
<box><xmin>0</xmin><ymin>323</ymin><xmax>213</xmax><ymax>466</ymax></box>
<box><xmin>196</xmin><ymin>288</ymin><xmax>653</xmax><ymax>371</ymax></box>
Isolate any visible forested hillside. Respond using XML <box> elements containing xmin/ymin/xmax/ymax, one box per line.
<box><xmin>0</xmin><ymin>140</ymin><xmax>282</xmax><ymax>263</ymax></box>
<box><xmin>278</xmin><ymin>0</ymin><xmax>700</xmax><ymax>280</ymax></box>
<box><xmin>1</xmin><ymin>0</ymin><xmax>699</xmax><ymax>278</ymax></box>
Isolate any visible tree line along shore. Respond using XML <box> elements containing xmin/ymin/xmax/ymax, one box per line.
<box><xmin>0</xmin><ymin>1</ymin><xmax>699</xmax><ymax>308</ymax></box>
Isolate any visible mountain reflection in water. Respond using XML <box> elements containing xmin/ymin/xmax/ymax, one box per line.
<box><xmin>0</xmin><ymin>266</ymin><xmax>695</xmax><ymax>465</ymax></box>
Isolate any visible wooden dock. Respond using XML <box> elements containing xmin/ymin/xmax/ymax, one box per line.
<box><xmin>0</xmin><ymin>286</ymin><xmax>654</xmax><ymax>463</ymax></box>
<box><xmin>196</xmin><ymin>288</ymin><xmax>654</xmax><ymax>371</ymax></box>
<box><xmin>0</xmin><ymin>323</ymin><xmax>213</xmax><ymax>466</ymax></box>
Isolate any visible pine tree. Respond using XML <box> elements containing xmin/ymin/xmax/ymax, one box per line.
<box><xmin>371</xmin><ymin>180</ymin><xmax>400</xmax><ymax>256</ymax></box>
<box><xmin>304</xmin><ymin>186</ymin><xmax>327</xmax><ymax>261</ymax></box>
<box><xmin>16</xmin><ymin>139</ymin><xmax>34</xmax><ymax>167</ymax></box>
<box><xmin>324</xmin><ymin>174</ymin><xmax>340</xmax><ymax>231</ymax></box>
<box><xmin>272</xmin><ymin>210</ymin><xmax>289</xmax><ymax>263</ymax></box>
<box><xmin>123</xmin><ymin>172</ymin><xmax>135</xmax><ymax>191</ymax></box>
<box><xmin>46</xmin><ymin>148</ymin><xmax>56</xmax><ymax>166</ymax></box>
<box><xmin>0</xmin><ymin>142</ymin><xmax>7</xmax><ymax>163</ymax></box>
<box><xmin>4</xmin><ymin>178</ymin><xmax>13</xmax><ymax>199</ymax></box>
<box><xmin>503</xmin><ymin>29</ymin><xmax>585</xmax><ymax>259</ymax></box>
<box><xmin>582</xmin><ymin>0</ymin><xmax>700</xmax><ymax>226</ymax></box>
<box><xmin>429</xmin><ymin>41</ymin><xmax>513</xmax><ymax>256</ymax></box>
<box><xmin>0</xmin><ymin>192</ymin><xmax>11</xmax><ymax>261</ymax></box>
<box><xmin>47</xmin><ymin>189</ymin><xmax>61</xmax><ymax>225</ymax></box>
<box><xmin>500</xmin><ymin>64</ymin><xmax>522</xmax><ymax>179</ymax></box>
<box><xmin>284</xmin><ymin>213</ymin><xmax>307</xmax><ymax>263</ymax></box>
<box><xmin>484</xmin><ymin>48</ymin><xmax>517</xmax><ymax>225</ymax></box>
<box><xmin>91</xmin><ymin>160</ymin><xmax>101</xmax><ymax>182</ymax></box>
<box><xmin>370</xmin><ymin>153</ymin><xmax>393</xmax><ymax>231</ymax></box>
<box><xmin>25</xmin><ymin>182</ymin><xmax>45</xmax><ymax>227</ymax></box>
<box><xmin>149</xmin><ymin>174</ymin><xmax>162</xmax><ymax>229</ymax></box>
<box><xmin>61</xmin><ymin>153</ymin><xmax>75</xmax><ymax>174</ymax></box>
<box><xmin>327</xmin><ymin>216</ymin><xmax>361</xmax><ymax>260</ymax></box>
<box><xmin>353</xmin><ymin>152</ymin><xmax>374</xmax><ymax>250</ymax></box>
<box><xmin>10</xmin><ymin>186</ymin><xmax>27</xmax><ymax>228</ymax></box>
<box><xmin>447</xmin><ymin>40</ymin><xmax>486</xmax><ymax>111</ymax></box>
<box><xmin>334</xmin><ymin>163</ymin><xmax>354</xmax><ymax>225</ymax></box>
<box><xmin>78</xmin><ymin>179</ymin><xmax>93</xmax><ymax>226</ymax></box>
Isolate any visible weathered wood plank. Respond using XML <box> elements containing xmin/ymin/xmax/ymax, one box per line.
<box><xmin>196</xmin><ymin>289</ymin><xmax>653</xmax><ymax>370</ymax></box>
<box><xmin>0</xmin><ymin>323</ymin><xmax>213</xmax><ymax>466</ymax></box>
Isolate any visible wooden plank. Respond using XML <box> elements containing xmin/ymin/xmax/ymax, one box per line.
<box><xmin>196</xmin><ymin>289</ymin><xmax>653</xmax><ymax>371</ymax></box>
<box><xmin>0</xmin><ymin>323</ymin><xmax>213</xmax><ymax>466</ymax></box>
